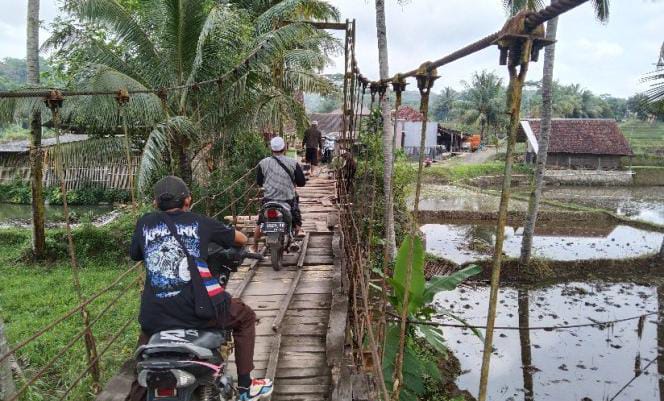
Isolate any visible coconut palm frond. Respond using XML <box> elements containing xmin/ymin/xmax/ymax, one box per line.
<box><xmin>283</xmin><ymin>69</ymin><xmax>335</xmax><ymax>95</ymax></box>
<box><xmin>155</xmin><ymin>0</ymin><xmax>210</xmax><ymax>85</ymax></box>
<box><xmin>62</xmin><ymin>65</ymin><xmax>164</xmax><ymax>132</ymax></box>
<box><xmin>642</xmin><ymin>70</ymin><xmax>664</xmax><ymax>102</ymax></box>
<box><xmin>592</xmin><ymin>0</ymin><xmax>610</xmax><ymax>22</ymax></box>
<box><xmin>49</xmin><ymin>136</ymin><xmax>127</xmax><ymax>168</ymax></box>
<box><xmin>0</xmin><ymin>89</ymin><xmax>52</xmax><ymax>123</ymax></box>
<box><xmin>284</xmin><ymin>49</ymin><xmax>328</xmax><ymax>71</ymax></box>
<box><xmin>69</xmin><ymin>0</ymin><xmax>167</xmax><ymax>83</ymax></box>
<box><xmin>502</xmin><ymin>0</ymin><xmax>544</xmax><ymax>15</ymax></box>
<box><xmin>185</xmin><ymin>4</ymin><xmax>243</xmax><ymax>86</ymax></box>
<box><xmin>137</xmin><ymin>115</ymin><xmax>199</xmax><ymax>191</ymax></box>
<box><xmin>256</xmin><ymin>0</ymin><xmax>340</xmax><ymax>34</ymax></box>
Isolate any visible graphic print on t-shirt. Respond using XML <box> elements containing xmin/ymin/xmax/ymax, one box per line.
<box><xmin>142</xmin><ymin>222</ymin><xmax>200</xmax><ymax>298</ymax></box>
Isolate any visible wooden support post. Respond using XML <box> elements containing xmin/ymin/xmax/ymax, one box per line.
<box><xmin>0</xmin><ymin>319</ymin><xmax>16</xmax><ymax>401</ymax></box>
<box><xmin>116</xmin><ymin>90</ymin><xmax>136</xmax><ymax>212</ymax></box>
<box><xmin>478</xmin><ymin>32</ymin><xmax>535</xmax><ymax>401</ymax></box>
<box><xmin>45</xmin><ymin>92</ymin><xmax>102</xmax><ymax>394</ymax></box>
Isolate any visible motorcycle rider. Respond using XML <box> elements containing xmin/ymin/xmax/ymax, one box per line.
<box><xmin>128</xmin><ymin>175</ymin><xmax>273</xmax><ymax>401</ymax></box>
<box><xmin>253</xmin><ymin>136</ymin><xmax>306</xmax><ymax>251</ymax></box>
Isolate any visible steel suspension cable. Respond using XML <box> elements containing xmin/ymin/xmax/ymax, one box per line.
<box><xmin>0</xmin><ymin>262</ymin><xmax>141</xmax><ymax>364</ymax></box>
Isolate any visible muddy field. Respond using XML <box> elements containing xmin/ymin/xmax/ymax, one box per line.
<box><xmin>422</xmin><ymin>223</ymin><xmax>663</xmax><ymax>265</ymax></box>
<box><xmin>435</xmin><ymin>281</ymin><xmax>663</xmax><ymax>401</ymax></box>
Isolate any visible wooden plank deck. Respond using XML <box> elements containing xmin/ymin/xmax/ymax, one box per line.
<box><xmin>225</xmin><ymin>173</ymin><xmax>340</xmax><ymax>401</ymax></box>
<box><xmin>95</xmin><ymin>172</ymin><xmax>346</xmax><ymax>401</ymax></box>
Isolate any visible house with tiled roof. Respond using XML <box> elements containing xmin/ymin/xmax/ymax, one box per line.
<box><xmin>518</xmin><ymin>119</ymin><xmax>633</xmax><ymax>170</ymax></box>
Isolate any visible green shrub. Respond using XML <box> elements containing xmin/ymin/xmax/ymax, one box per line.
<box><xmin>0</xmin><ymin>181</ymin><xmax>130</xmax><ymax>205</ymax></box>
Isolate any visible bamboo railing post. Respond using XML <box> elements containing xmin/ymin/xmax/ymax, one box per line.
<box><xmin>477</xmin><ymin>33</ymin><xmax>534</xmax><ymax>401</ymax></box>
<box><xmin>45</xmin><ymin>91</ymin><xmax>102</xmax><ymax>393</ymax></box>
<box><xmin>116</xmin><ymin>89</ymin><xmax>137</xmax><ymax>212</ymax></box>
<box><xmin>391</xmin><ymin>64</ymin><xmax>438</xmax><ymax>401</ymax></box>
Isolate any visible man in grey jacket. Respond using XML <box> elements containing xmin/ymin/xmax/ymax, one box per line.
<box><xmin>253</xmin><ymin>137</ymin><xmax>306</xmax><ymax>251</ymax></box>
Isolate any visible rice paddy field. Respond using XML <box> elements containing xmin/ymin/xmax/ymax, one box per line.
<box><xmin>620</xmin><ymin>120</ymin><xmax>664</xmax><ymax>161</ymax></box>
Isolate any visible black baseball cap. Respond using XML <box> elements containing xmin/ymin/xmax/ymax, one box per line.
<box><xmin>154</xmin><ymin>175</ymin><xmax>191</xmax><ymax>210</ymax></box>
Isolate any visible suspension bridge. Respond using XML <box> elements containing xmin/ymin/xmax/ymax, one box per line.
<box><xmin>0</xmin><ymin>1</ymin><xmax>598</xmax><ymax>400</ymax></box>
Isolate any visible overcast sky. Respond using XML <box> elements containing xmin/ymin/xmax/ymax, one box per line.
<box><xmin>1</xmin><ymin>0</ymin><xmax>662</xmax><ymax>98</ymax></box>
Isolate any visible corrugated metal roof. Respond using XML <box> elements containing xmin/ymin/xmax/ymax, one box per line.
<box><xmin>0</xmin><ymin>134</ymin><xmax>90</xmax><ymax>153</ymax></box>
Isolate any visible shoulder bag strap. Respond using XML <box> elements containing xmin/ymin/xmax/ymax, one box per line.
<box><xmin>161</xmin><ymin>213</ymin><xmax>225</xmax><ymax>311</ymax></box>
<box><xmin>272</xmin><ymin>156</ymin><xmax>296</xmax><ymax>184</ymax></box>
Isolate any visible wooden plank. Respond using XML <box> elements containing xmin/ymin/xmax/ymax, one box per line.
<box><xmin>273</xmin><ymin>233</ymin><xmax>310</xmax><ymax>332</ymax></box>
<box><xmin>94</xmin><ymin>360</ymin><xmax>134</xmax><ymax>401</ymax></box>
<box><xmin>233</xmin><ymin>246</ymin><xmax>267</xmax><ymax>297</ymax></box>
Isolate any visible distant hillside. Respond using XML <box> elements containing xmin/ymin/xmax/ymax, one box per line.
<box><xmin>0</xmin><ymin>57</ymin><xmax>54</xmax><ymax>90</ymax></box>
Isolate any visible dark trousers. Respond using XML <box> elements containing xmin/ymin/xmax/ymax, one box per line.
<box><xmin>127</xmin><ymin>298</ymin><xmax>256</xmax><ymax>401</ymax></box>
<box><xmin>305</xmin><ymin>147</ymin><xmax>319</xmax><ymax>165</ymax></box>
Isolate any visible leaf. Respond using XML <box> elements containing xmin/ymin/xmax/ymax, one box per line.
<box><xmin>422</xmin><ymin>264</ymin><xmax>481</xmax><ymax>305</ymax></box>
<box><xmin>435</xmin><ymin>306</ymin><xmax>484</xmax><ymax>341</ymax></box>
<box><xmin>417</xmin><ymin>324</ymin><xmax>448</xmax><ymax>356</ymax></box>
<box><xmin>392</xmin><ymin>235</ymin><xmax>426</xmax><ymax>314</ymax></box>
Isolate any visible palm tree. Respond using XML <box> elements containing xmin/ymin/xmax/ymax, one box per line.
<box><xmin>458</xmin><ymin>70</ymin><xmax>504</xmax><ymax>143</ymax></box>
<box><xmin>375</xmin><ymin>0</ymin><xmax>398</xmax><ymax>262</ymax></box>
<box><xmin>508</xmin><ymin>0</ymin><xmax>609</xmax><ymax>264</ymax></box>
<box><xmin>4</xmin><ymin>0</ymin><xmax>338</xmax><ymax>192</ymax></box>
<box><xmin>27</xmin><ymin>0</ymin><xmax>46</xmax><ymax>259</ymax></box>
<box><xmin>432</xmin><ymin>87</ymin><xmax>458</xmax><ymax>122</ymax></box>
<box><xmin>643</xmin><ymin>42</ymin><xmax>664</xmax><ymax>102</ymax></box>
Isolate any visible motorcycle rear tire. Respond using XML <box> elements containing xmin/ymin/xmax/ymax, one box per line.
<box><xmin>270</xmin><ymin>246</ymin><xmax>283</xmax><ymax>271</ymax></box>
<box><xmin>191</xmin><ymin>384</ymin><xmax>223</xmax><ymax>401</ymax></box>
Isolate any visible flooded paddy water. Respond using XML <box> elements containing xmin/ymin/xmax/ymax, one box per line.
<box><xmin>422</xmin><ymin>223</ymin><xmax>663</xmax><ymax>264</ymax></box>
<box><xmin>418</xmin><ymin>183</ymin><xmax>664</xmax><ymax>399</ymax></box>
<box><xmin>435</xmin><ymin>282</ymin><xmax>663</xmax><ymax>401</ymax></box>
<box><xmin>527</xmin><ymin>186</ymin><xmax>664</xmax><ymax>226</ymax></box>
<box><xmin>0</xmin><ymin>203</ymin><xmax>114</xmax><ymax>227</ymax></box>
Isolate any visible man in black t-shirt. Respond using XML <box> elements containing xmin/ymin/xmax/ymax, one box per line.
<box><xmin>127</xmin><ymin>176</ymin><xmax>273</xmax><ymax>401</ymax></box>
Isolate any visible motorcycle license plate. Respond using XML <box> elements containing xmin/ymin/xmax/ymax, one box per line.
<box><xmin>264</xmin><ymin>222</ymin><xmax>286</xmax><ymax>233</ymax></box>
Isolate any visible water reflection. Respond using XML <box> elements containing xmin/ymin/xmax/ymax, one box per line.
<box><xmin>435</xmin><ymin>282</ymin><xmax>661</xmax><ymax>401</ymax></box>
<box><xmin>421</xmin><ymin>223</ymin><xmax>663</xmax><ymax>264</ymax></box>
<box><xmin>530</xmin><ymin>186</ymin><xmax>664</xmax><ymax>226</ymax></box>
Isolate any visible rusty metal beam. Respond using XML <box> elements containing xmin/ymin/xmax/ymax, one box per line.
<box><xmin>376</xmin><ymin>0</ymin><xmax>589</xmax><ymax>84</ymax></box>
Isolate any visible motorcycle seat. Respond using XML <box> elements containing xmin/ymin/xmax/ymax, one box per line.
<box><xmin>136</xmin><ymin>329</ymin><xmax>227</xmax><ymax>360</ymax></box>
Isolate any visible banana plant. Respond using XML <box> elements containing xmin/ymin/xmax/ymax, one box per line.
<box><xmin>383</xmin><ymin>234</ymin><xmax>481</xmax><ymax>401</ymax></box>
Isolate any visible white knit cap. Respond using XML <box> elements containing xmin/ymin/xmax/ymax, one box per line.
<box><xmin>312</xmin><ymin>120</ymin><xmax>318</xmax><ymax>125</ymax></box>
<box><xmin>270</xmin><ymin>136</ymin><xmax>286</xmax><ymax>151</ymax></box>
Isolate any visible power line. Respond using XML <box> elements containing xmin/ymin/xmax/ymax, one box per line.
<box><xmin>388</xmin><ymin>310</ymin><xmax>660</xmax><ymax>331</ymax></box>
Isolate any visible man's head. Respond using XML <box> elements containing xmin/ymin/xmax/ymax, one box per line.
<box><xmin>311</xmin><ymin>121</ymin><xmax>318</xmax><ymax>128</ymax></box>
<box><xmin>270</xmin><ymin>136</ymin><xmax>286</xmax><ymax>154</ymax></box>
<box><xmin>153</xmin><ymin>175</ymin><xmax>192</xmax><ymax>211</ymax></box>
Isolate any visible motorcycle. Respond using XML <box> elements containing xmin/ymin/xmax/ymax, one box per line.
<box><xmin>135</xmin><ymin>246</ymin><xmax>263</xmax><ymax>401</ymax></box>
<box><xmin>259</xmin><ymin>201</ymin><xmax>296</xmax><ymax>271</ymax></box>
<box><xmin>321</xmin><ymin>134</ymin><xmax>337</xmax><ymax>164</ymax></box>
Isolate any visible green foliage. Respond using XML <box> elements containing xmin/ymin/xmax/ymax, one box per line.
<box><xmin>456</xmin><ymin>70</ymin><xmax>505</xmax><ymax>141</ymax></box>
<box><xmin>0</xmin><ymin>181</ymin><xmax>130</xmax><ymax>205</ymax></box>
<box><xmin>424</xmin><ymin>160</ymin><xmax>532</xmax><ymax>183</ymax></box>
<box><xmin>389</xmin><ymin>235</ymin><xmax>425</xmax><ymax>314</ymax></box>
<box><xmin>0</xmin><ymin>234</ymin><xmax>141</xmax><ymax>401</ymax></box>
<box><xmin>620</xmin><ymin>119</ymin><xmax>664</xmax><ymax>158</ymax></box>
<box><xmin>382</xmin><ymin>236</ymin><xmax>480</xmax><ymax>400</ymax></box>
